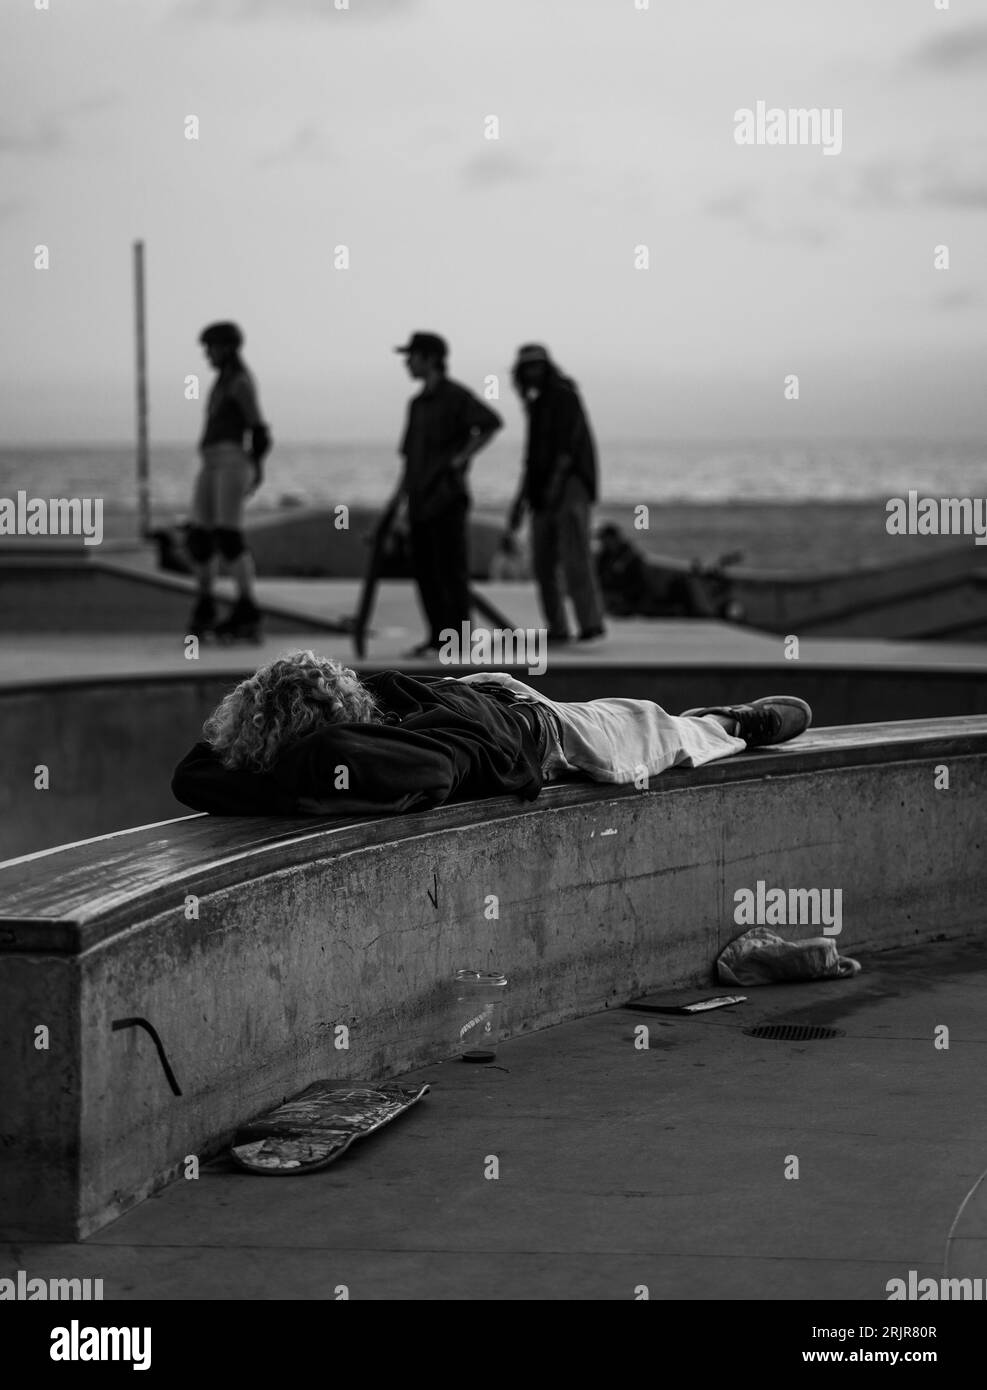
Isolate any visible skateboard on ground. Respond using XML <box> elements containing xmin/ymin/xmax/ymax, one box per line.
<box><xmin>625</xmin><ymin>994</ymin><xmax>747</xmax><ymax>1014</ymax></box>
<box><xmin>230</xmin><ymin>1080</ymin><xmax>430</xmax><ymax>1174</ymax></box>
<box><xmin>351</xmin><ymin>500</ymin><xmax>517</xmax><ymax>658</ymax></box>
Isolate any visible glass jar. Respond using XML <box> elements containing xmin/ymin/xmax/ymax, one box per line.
<box><xmin>453</xmin><ymin>969</ymin><xmax>508</xmax><ymax>1062</ymax></box>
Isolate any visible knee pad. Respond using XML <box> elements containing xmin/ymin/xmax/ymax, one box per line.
<box><xmin>214</xmin><ymin>527</ymin><xmax>246</xmax><ymax>561</ymax></box>
<box><xmin>185</xmin><ymin>526</ymin><xmax>215</xmax><ymax>563</ymax></box>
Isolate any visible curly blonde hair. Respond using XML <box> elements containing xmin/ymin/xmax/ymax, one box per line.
<box><xmin>203</xmin><ymin>650</ymin><xmax>382</xmax><ymax>771</ymax></box>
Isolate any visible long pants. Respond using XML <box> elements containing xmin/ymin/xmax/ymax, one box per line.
<box><xmin>456</xmin><ymin>670</ymin><xmax>747</xmax><ymax>783</ymax></box>
<box><xmin>409</xmin><ymin>500</ymin><xmax>471</xmax><ymax>646</ymax></box>
<box><xmin>531</xmin><ymin>474</ymin><xmax>605</xmax><ymax>636</ymax></box>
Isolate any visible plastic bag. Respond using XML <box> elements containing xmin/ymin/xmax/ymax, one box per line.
<box><xmin>717</xmin><ymin>926</ymin><xmax>861</xmax><ymax>986</ymax></box>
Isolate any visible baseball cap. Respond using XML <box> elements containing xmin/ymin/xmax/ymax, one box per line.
<box><xmin>394</xmin><ymin>331</ymin><xmax>448</xmax><ymax>359</ymax></box>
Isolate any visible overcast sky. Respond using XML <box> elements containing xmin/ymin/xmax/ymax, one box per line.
<box><xmin>2</xmin><ymin>0</ymin><xmax>986</xmax><ymax>445</ymax></box>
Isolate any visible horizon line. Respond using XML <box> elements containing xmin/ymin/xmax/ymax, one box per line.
<box><xmin>3</xmin><ymin>433</ymin><xmax>984</xmax><ymax>451</ymax></box>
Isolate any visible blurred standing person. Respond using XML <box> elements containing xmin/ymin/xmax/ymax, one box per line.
<box><xmin>186</xmin><ymin>321</ymin><xmax>272</xmax><ymax>643</ymax></box>
<box><xmin>391</xmin><ymin>331</ymin><xmax>502</xmax><ymax>656</ymax></box>
<box><xmin>506</xmin><ymin>344</ymin><xmax>605</xmax><ymax>644</ymax></box>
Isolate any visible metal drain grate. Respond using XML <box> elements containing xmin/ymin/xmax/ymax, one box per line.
<box><xmin>744</xmin><ymin>1023</ymin><xmax>845</xmax><ymax>1042</ymax></box>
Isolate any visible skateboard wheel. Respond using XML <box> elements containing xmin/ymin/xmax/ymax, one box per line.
<box><xmin>461</xmin><ymin>1050</ymin><xmax>496</xmax><ymax>1064</ymax></box>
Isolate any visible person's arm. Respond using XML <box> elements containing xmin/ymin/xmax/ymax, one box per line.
<box><xmin>272</xmin><ymin>723</ymin><xmax>469</xmax><ymax>815</ymax></box>
<box><xmin>536</xmin><ymin>391</ymin><xmax>581</xmax><ymax>508</ymax></box>
<box><xmin>541</xmin><ymin>452</ymin><xmax>573</xmax><ymax>510</ymax></box>
<box><xmin>231</xmin><ymin>373</ymin><xmax>272</xmax><ymax>492</ymax></box>
<box><xmin>507</xmin><ymin>475</ymin><xmax>528</xmax><ymax>533</ymax></box>
<box><xmin>450</xmin><ymin>394</ymin><xmax>503</xmax><ymax>473</ymax></box>
<box><xmin>171</xmin><ymin>729</ymin><xmax>459</xmax><ymax>819</ymax></box>
<box><xmin>507</xmin><ymin>405</ymin><xmax>533</xmax><ymax>532</ymax></box>
<box><xmin>171</xmin><ymin>742</ymin><xmax>287</xmax><ymax>815</ymax></box>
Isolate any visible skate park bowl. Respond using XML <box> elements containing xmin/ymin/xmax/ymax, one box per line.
<box><xmin>1</xmin><ymin>714</ymin><xmax>985</xmax><ymax>1240</ymax></box>
<box><xmin>3</xmin><ymin>658</ymin><xmax>987</xmax><ymax>861</ymax></box>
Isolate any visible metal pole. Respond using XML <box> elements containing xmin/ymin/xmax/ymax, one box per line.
<box><xmin>133</xmin><ymin>239</ymin><xmax>150</xmax><ymax>538</ymax></box>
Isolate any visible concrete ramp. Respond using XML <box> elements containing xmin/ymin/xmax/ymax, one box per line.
<box><xmin>1</xmin><ymin>716</ymin><xmax>984</xmax><ymax>1239</ymax></box>
<box><xmin>245</xmin><ymin>505</ymin><xmax>504</xmax><ymax>579</ymax></box>
<box><xmin>0</xmin><ymin>551</ymin><xmax>342</xmax><ymax>633</ymax></box>
<box><xmin>729</xmin><ymin>547</ymin><xmax>987</xmax><ymax>639</ymax></box>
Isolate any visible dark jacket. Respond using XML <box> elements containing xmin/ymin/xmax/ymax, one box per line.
<box><xmin>522</xmin><ymin>376</ymin><xmax>598</xmax><ymax>508</ymax></box>
<box><xmin>171</xmin><ymin>671</ymin><xmax>544</xmax><ymax>818</ymax></box>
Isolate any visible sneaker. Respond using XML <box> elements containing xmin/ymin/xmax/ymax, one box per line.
<box><xmin>577</xmin><ymin>626</ymin><xmax>606</xmax><ymax>642</ymax></box>
<box><xmin>545</xmin><ymin>630</ymin><xmax>571</xmax><ymax>646</ymax></box>
<box><xmin>680</xmin><ymin>695</ymin><xmax>812</xmax><ymax>747</ymax></box>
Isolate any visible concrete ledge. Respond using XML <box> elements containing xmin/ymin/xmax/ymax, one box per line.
<box><xmin>4</xmin><ymin>663</ymin><xmax>987</xmax><ymax>861</ymax></box>
<box><xmin>1</xmin><ymin>716</ymin><xmax>985</xmax><ymax>1240</ymax></box>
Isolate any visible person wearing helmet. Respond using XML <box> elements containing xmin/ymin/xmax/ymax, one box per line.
<box><xmin>185</xmin><ymin>321</ymin><xmax>272</xmax><ymax>643</ymax></box>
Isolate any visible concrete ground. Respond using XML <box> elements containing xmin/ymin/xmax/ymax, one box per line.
<box><xmin>3</xmin><ymin>938</ymin><xmax>986</xmax><ymax>1301</ymax></box>
<box><xmin>3</xmin><ymin>580</ymin><xmax>987</xmax><ymax>687</ymax></box>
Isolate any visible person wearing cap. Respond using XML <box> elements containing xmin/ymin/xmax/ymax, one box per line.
<box><xmin>391</xmin><ymin>332</ymin><xmax>503</xmax><ymax>656</ymax></box>
<box><xmin>507</xmin><ymin>344</ymin><xmax>606</xmax><ymax>644</ymax></box>
<box><xmin>186</xmin><ymin>321</ymin><xmax>272</xmax><ymax>642</ymax></box>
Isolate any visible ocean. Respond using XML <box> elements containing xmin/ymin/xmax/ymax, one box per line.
<box><xmin>1</xmin><ymin>439</ymin><xmax>983</xmax><ymax>520</ymax></box>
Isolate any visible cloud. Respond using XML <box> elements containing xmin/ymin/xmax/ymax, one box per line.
<box><xmin>0</xmin><ymin>95</ymin><xmax>117</xmax><ymax>159</ymax></box>
<box><xmin>909</xmin><ymin>24</ymin><xmax>987</xmax><ymax>71</ymax></box>
<box><xmin>934</xmin><ymin>289</ymin><xmax>980</xmax><ymax>312</ymax></box>
<box><xmin>923</xmin><ymin>173</ymin><xmax>987</xmax><ymax>209</ymax></box>
<box><xmin>172</xmin><ymin>0</ymin><xmax>417</xmax><ymax>21</ymax></box>
<box><xmin>458</xmin><ymin>149</ymin><xmax>539</xmax><ymax>190</ymax></box>
<box><xmin>0</xmin><ymin>115</ymin><xmax>64</xmax><ymax>156</ymax></box>
<box><xmin>853</xmin><ymin>148</ymin><xmax>987</xmax><ymax>211</ymax></box>
<box><xmin>705</xmin><ymin>190</ymin><xmax>752</xmax><ymax>220</ymax></box>
<box><xmin>257</xmin><ymin>122</ymin><xmax>335</xmax><ymax>168</ymax></box>
<box><xmin>704</xmin><ymin>187</ymin><xmax>832</xmax><ymax>245</ymax></box>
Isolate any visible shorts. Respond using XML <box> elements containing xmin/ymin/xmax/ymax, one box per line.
<box><xmin>189</xmin><ymin>442</ymin><xmax>253</xmax><ymax>529</ymax></box>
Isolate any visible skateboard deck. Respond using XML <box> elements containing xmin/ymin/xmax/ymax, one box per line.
<box><xmin>352</xmin><ymin>502</ymin><xmax>519</xmax><ymax>658</ymax></box>
<box><xmin>352</xmin><ymin>497</ymin><xmax>402</xmax><ymax>659</ymax></box>
<box><xmin>230</xmin><ymin>1080</ymin><xmax>430</xmax><ymax>1175</ymax></box>
<box><xmin>469</xmin><ymin>586</ymin><xmax>514</xmax><ymax>630</ymax></box>
<box><xmin>625</xmin><ymin>994</ymin><xmax>747</xmax><ymax>1014</ymax></box>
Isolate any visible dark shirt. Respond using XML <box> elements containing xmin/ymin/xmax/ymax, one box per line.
<box><xmin>199</xmin><ymin>367</ymin><xmax>260</xmax><ymax>450</ymax></box>
<box><xmin>171</xmin><ymin>671</ymin><xmax>545</xmax><ymax>819</ymax></box>
<box><xmin>523</xmin><ymin>377</ymin><xmax>598</xmax><ymax>508</ymax></box>
<box><xmin>400</xmin><ymin>377</ymin><xmax>502</xmax><ymax>522</ymax></box>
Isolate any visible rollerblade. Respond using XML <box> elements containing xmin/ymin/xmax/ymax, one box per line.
<box><xmin>215</xmin><ymin>594</ymin><xmax>263</xmax><ymax>645</ymax></box>
<box><xmin>188</xmin><ymin>593</ymin><xmax>218</xmax><ymax>641</ymax></box>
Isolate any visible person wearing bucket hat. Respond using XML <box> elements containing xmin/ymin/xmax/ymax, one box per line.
<box><xmin>389</xmin><ymin>331</ymin><xmax>503</xmax><ymax>656</ymax></box>
<box><xmin>507</xmin><ymin>344</ymin><xmax>606</xmax><ymax>644</ymax></box>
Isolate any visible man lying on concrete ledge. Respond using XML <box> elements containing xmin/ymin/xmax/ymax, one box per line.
<box><xmin>171</xmin><ymin>650</ymin><xmax>812</xmax><ymax>817</ymax></box>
